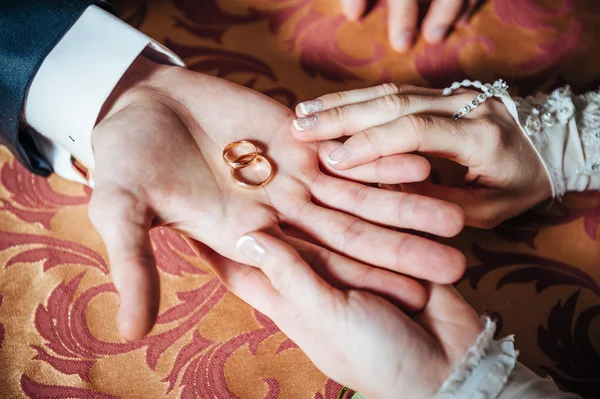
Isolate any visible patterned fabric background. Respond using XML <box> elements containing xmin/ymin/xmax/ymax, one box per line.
<box><xmin>0</xmin><ymin>0</ymin><xmax>599</xmax><ymax>398</ymax></box>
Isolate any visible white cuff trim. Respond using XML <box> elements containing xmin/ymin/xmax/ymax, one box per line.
<box><xmin>434</xmin><ymin>317</ymin><xmax>519</xmax><ymax>399</ymax></box>
<box><xmin>23</xmin><ymin>5</ymin><xmax>184</xmax><ymax>185</ymax></box>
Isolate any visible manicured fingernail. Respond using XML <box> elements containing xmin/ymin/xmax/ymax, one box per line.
<box><xmin>293</xmin><ymin>116</ymin><xmax>318</xmax><ymax>131</ymax></box>
<box><xmin>327</xmin><ymin>145</ymin><xmax>350</xmax><ymax>165</ymax></box>
<box><xmin>392</xmin><ymin>31</ymin><xmax>413</xmax><ymax>52</ymax></box>
<box><xmin>236</xmin><ymin>235</ymin><xmax>265</xmax><ymax>264</ymax></box>
<box><xmin>430</xmin><ymin>27</ymin><xmax>446</xmax><ymax>42</ymax></box>
<box><xmin>299</xmin><ymin>99</ymin><xmax>324</xmax><ymax>115</ymax></box>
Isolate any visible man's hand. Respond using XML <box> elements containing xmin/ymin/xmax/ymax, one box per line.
<box><xmin>205</xmin><ymin>231</ymin><xmax>483</xmax><ymax>399</ymax></box>
<box><xmin>89</xmin><ymin>57</ymin><xmax>466</xmax><ymax>341</ymax></box>
<box><xmin>341</xmin><ymin>0</ymin><xmax>479</xmax><ymax>52</ymax></box>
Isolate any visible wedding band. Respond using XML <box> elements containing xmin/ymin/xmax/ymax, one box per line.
<box><xmin>222</xmin><ymin>140</ymin><xmax>258</xmax><ymax>169</ymax></box>
<box><xmin>231</xmin><ymin>154</ymin><xmax>273</xmax><ymax>188</ymax></box>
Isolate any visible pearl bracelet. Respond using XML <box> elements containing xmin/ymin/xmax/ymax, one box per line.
<box><xmin>443</xmin><ymin>79</ymin><xmax>510</xmax><ymax>119</ymax></box>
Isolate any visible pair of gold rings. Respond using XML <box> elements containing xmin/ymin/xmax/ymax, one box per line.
<box><xmin>222</xmin><ymin>141</ymin><xmax>273</xmax><ymax>188</ymax></box>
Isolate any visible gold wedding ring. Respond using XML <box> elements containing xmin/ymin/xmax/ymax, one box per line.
<box><xmin>231</xmin><ymin>154</ymin><xmax>273</xmax><ymax>188</ymax></box>
<box><xmin>223</xmin><ymin>141</ymin><xmax>273</xmax><ymax>189</ymax></box>
<box><xmin>222</xmin><ymin>140</ymin><xmax>258</xmax><ymax>169</ymax></box>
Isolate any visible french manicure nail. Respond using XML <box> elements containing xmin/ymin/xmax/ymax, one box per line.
<box><xmin>393</xmin><ymin>31</ymin><xmax>413</xmax><ymax>51</ymax></box>
<box><xmin>299</xmin><ymin>99</ymin><xmax>324</xmax><ymax>115</ymax></box>
<box><xmin>293</xmin><ymin>116</ymin><xmax>318</xmax><ymax>131</ymax></box>
<box><xmin>236</xmin><ymin>235</ymin><xmax>265</xmax><ymax>264</ymax></box>
<box><xmin>431</xmin><ymin>27</ymin><xmax>446</xmax><ymax>42</ymax></box>
<box><xmin>327</xmin><ymin>145</ymin><xmax>350</xmax><ymax>165</ymax></box>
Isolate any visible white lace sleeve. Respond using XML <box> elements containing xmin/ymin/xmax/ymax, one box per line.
<box><xmin>434</xmin><ymin>317</ymin><xmax>518</xmax><ymax>399</ymax></box>
<box><xmin>433</xmin><ymin>317</ymin><xmax>582</xmax><ymax>399</ymax></box>
<box><xmin>508</xmin><ymin>87</ymin><xmax>600</xmax><ymax>198</ymax></box>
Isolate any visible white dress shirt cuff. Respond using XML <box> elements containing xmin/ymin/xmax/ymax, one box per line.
<box><xmin>23</xmin><ymin>5</ymin><xmax>184</xmax><ymax>185</ymax></box>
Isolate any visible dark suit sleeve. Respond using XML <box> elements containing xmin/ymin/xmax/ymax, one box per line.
<box><xmin>0</xmin><ymin>0</ymin><xmax>113</xmax><ymax>175</ymax></box>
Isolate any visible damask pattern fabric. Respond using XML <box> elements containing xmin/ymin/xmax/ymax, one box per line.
<box><xmin>0</xmin><ymin>0</ymin><xmax>599</xmax><ymax>398</ymax></box>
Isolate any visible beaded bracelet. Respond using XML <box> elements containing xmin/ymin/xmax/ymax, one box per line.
<box><xmin>442</xmin><ymin>79</ymin><xmax>510</xmax><ymax>119</ymax></box>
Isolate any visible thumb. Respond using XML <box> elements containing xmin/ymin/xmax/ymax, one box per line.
<box><xmin>235</xmin><ymin>232</ymin><xmax>334</xmax><ymax>313</ymax></box>
<box><xmin>88</xmin><ymin>188</ymin><xmax>159</xmax><ymax>341</ymax></box>
<box><xmin>341</xmin><ymin>0</ymin><xmax>366</xmax><ymax>20</ymax></box>
<box><xmin>417</xmin><ymin>284</ymin><xmax>484</xmax><ymax>360</ymax></box>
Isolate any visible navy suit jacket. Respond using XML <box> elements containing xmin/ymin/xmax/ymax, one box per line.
<box><xmin>0</xmin><ymin>0</ymin><xmax>113</xmax><ymax>175</ymax></box>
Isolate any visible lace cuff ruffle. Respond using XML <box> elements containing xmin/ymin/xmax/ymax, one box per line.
<box><xmin>507</xmin><ymin>87</ymin><xmax>600</xmax><ymax>197</ymax></box>
<box><xmin>433</xmin><ymin>317</ymin><xmax>518</xmax><ymax>399</ymax></box>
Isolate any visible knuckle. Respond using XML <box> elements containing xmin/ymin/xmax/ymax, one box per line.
<box><xmin>120</xmin><ymin>253</ymin><xmax>156</xmax><ymax>269</ymax></box>
<box><xmin>373</xmin><ymin>158</ymin><xmax>387</xmax><ymax>182</ymax></box>
<box><xmin>342</xmin><ymin>220</ymin><xmax>366</xmax><ymax>254</ymax></box>
<box><xmin>329</xmin><ymin>106</ymin><xmax>347</xmax><ymax>125</ymax></box>
<box><xmin>401</xmin><ymin>115</ymin><xmax>427</xmax><ymax>142</ymax></box>
<box><xmin>355</xmin><ymin>265</ymin><xmax>376</xmax><ymax>288</ymax></box>
<box><xmin>267</xmin><ymin>265</ymin><xmax>294</xmax><ymax>294</ymax></box>
<box><xmin>351</xmin><ymin>184</ymin><xmax>370</xmax><ymax>208</ymax></box>
<box><xmin>395</xmin><ymin>194</ymin><xmax>414</xmax><ymax>225</ymax></box>
<box><xmin>359</xmin><ymin>128</ymin><xmax>380</xmax><ymax>155</ymax></box>
<box><xmin>396</xmin><ymin>84</ymin><xmax>419</xmax><ymax>95</ymax></box>
<box><xmin>461</xmin><ymin>89</ymin><xmax>479</xmax><ymax>98</ymax></box>
<box><xmin>334</xmin><ymin>91</ymin><xmax>348</xmax><ymax>105</ymax></box>
<box><xmin>393</xmin><ymin>235</ymin><xmax>411</xmax><ymax>271</ymax></box>
<box><xmin>378</xmin><ymin>94</ymin><xmax>409</xmax><ymax>116</ymax></box>
<box><xmin>378</xmin><ymin>83</ymin><xmax>400</xmax><ymax>96</ymax></box>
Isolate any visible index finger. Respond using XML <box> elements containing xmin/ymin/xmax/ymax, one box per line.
<box><xmin>295</xmin><ymin>84</ymin><xmax>442</xmax><ymax>117</ymax></box>
<box><xmin>292</xmin><ymin>91</ymin><xmax>466</xmax><ymax>142</ymax></box>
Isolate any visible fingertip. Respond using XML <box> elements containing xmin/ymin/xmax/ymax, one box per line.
<box><xmin>401</xmin><ymin>279</ymin><xmax>428</xmax><ymax>313</ymax></box>
<box><xmin>453</xmin><ymin>203</ymin><xmax>467</xmax><ymax>233</ymax></box>
<box><xmin>114</xmin><ymin>259</ymin><xmax>160</xmax><ymax>342</ymax></box>
<box><xmin>317</xmin><ymin>141</ymin><xmax>351</xmax><ymax>170</ymax></box>
<box><xmin>412</xmin><ymin>156</ymin><xmax>432</xmax><ymax>182</ymax></box>
<box><xmin>326</xmin><ymin>155</ymin><xmax>348</xmax><ymax>170</ymax></box>
<box><xmin>341</xmin><ymin>0</ymin><xmax>365</xmax><ymax>21</ymax></box>
<box><xmin>390</xmin><ymin>30</ymin><xmax>414</xmax><ymax>52</ymax></box>
<box><xmin>296</xmin><ymin>99</ymin><xmax>325</xmax><ymax>117</ymax></box>
<box><xmin>118</xmin><ymin>297</ymin><xmax>158</xmax><ymax>341</ymax></box>
<box><xmin>240</xmin><ymin>231</ymin><xmax>287</xmax><ymax>259</ymax></box>
<box><xmin>436</xmin><ymin>247</ymin><xmax>467</xmax><ymax>284</ymax></box>
<box><xmin>290</xmin><ymin>119</ymin><xmax>312</xmax><ymax>141</ymax></box>
<box><xmin>439</xmin><ymin>203</ymin><xmax>466</xmax><ymax>238</ymax></box>
<box><xmin>291</xmin><ymin>115</ymin><xmax>318</xmax><ymax>136</ymax></box>
<box><xmin>388</xmin><ymin>0</ymin><xmax>419</xmax><ymax>51</ymax></box>
<box><xmin>423</xmin><ymin>27</ymin><xmax>447</xmax><ymax>43</ymax></box>
<box><xmin>450</xmin><ymin>250</ymin><xmax>467</xmax><ymax>283</ymax></box>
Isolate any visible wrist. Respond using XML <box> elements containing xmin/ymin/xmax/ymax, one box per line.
<box><xmin>95</xmin><ymin>55</ymin><xmax>173</xmax><ymax>128</ymax></box>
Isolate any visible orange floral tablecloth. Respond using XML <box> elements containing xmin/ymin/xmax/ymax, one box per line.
<box><xmin>1</xmin><ymin>0</ymin><xmax>600</xmax><ymax>398</ymax></box>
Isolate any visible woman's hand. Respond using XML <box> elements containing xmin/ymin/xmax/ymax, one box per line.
<box><xmin>89</xmin><ymin>59</ymin><xmax>466</xmax><ymax>340</ymax></box>
<box><xmin>292</xmin><ymin>84</ymin><xmax>552</xmax><ymax>229</ymax></box>
<box><xmin>340</xmin><ymin>0</ymin><xmax>480</xmax><ymax>51</ymax></box>
<box><xmin>203</xmin><ymin>231</ymin><xmax>483</xmax><ymax>399</ymax></box>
